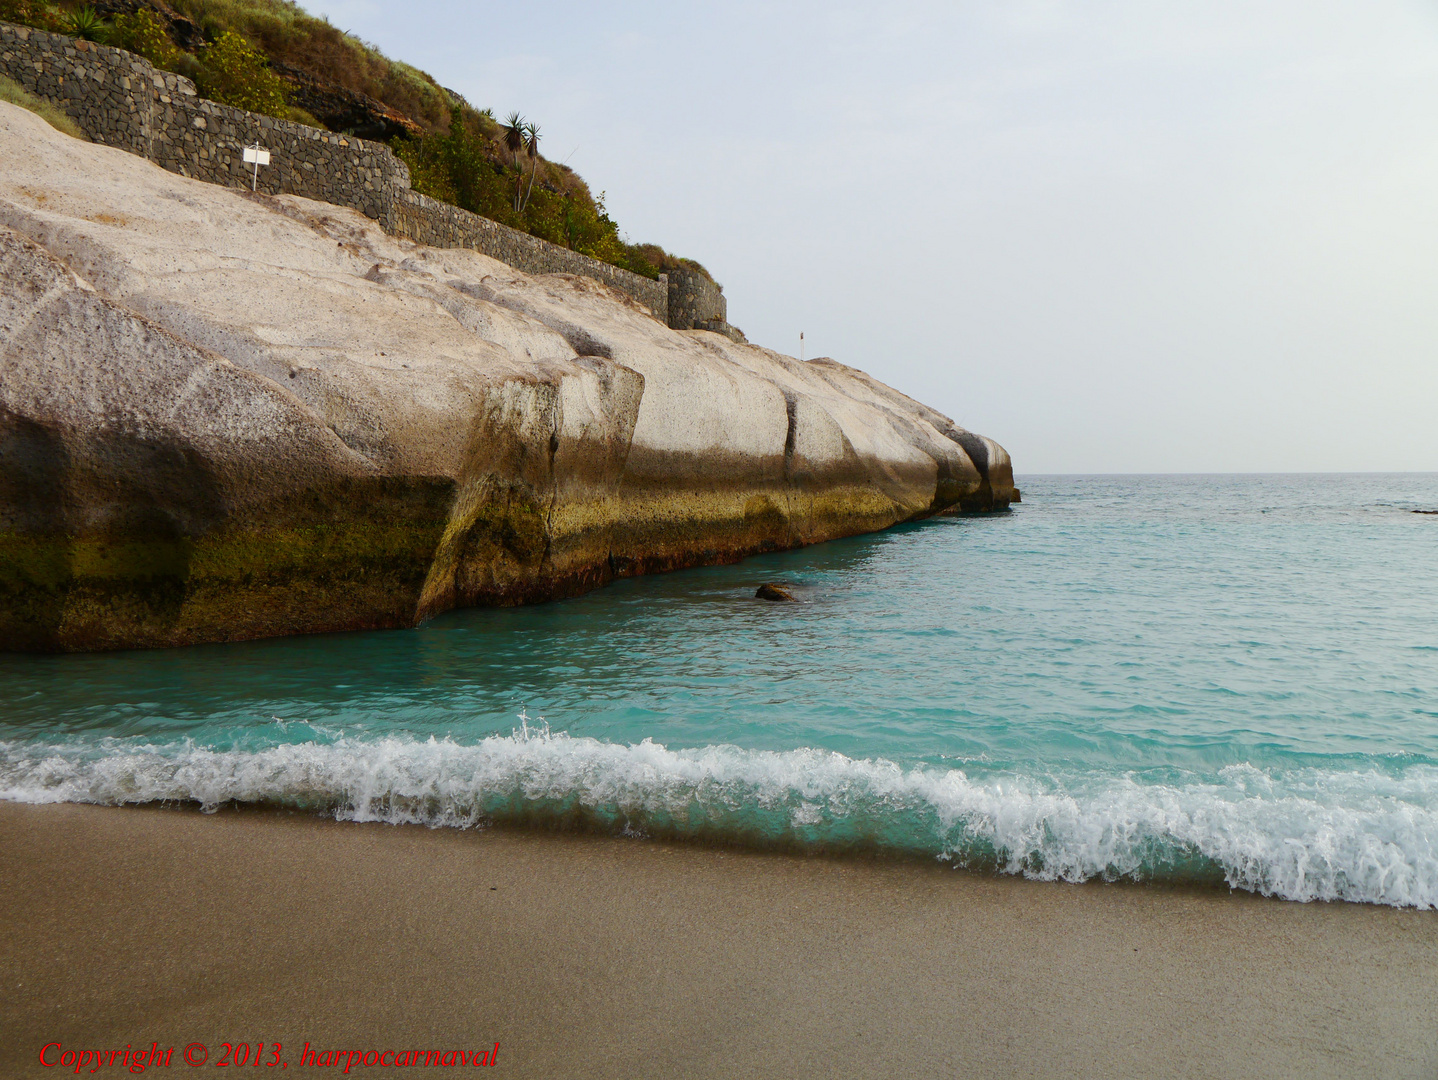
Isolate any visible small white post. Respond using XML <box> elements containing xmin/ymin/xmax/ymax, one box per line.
<box><xmin>242</xmin><ymin>143</ymin><xmax>271</xmax><ymax>192</ymax></box>
<box><xmin>799</xmin><ymin>331</ymin><xmax>805</xmax><ymax>362</ymax></box>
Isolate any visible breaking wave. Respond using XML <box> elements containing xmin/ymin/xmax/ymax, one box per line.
<box><xmin>3</xmin><ymin>723</ymin><xmax>1435</xmax><ymax>909</ymax></box>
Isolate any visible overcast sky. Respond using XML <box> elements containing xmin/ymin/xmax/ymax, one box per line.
<box><xmin>314</xmin><ymin>1</ymin><xmax>1438</xmax><ymax>473</ymax></box>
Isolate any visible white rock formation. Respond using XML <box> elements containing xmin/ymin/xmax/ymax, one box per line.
<box><xmin>0</xmin><ymin>102</ymin><xmax>1013</xmax><ymax>650</ymax></box>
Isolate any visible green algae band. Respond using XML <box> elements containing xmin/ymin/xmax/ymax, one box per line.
<box><xmin>0</xmin><ymin>477</ymin><xmax>454</xmax><ymax>651</ymax></box>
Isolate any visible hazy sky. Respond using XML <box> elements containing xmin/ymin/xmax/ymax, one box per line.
<box><xmin>314</xmin><ymin>1</ymin><xmax>1438</xmax><ymax>472</ymax></box>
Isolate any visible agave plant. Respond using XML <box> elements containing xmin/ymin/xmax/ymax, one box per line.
<box><xmin>502</xmin><ymin>110</ymin><xmax>526</xmax><ymax>211</ymax></box>
<box><xmin>65</xmin><ymin>6</ymin><xmax>110</xmax><ymax>43</ymax></box>
<box><xmin>502</xmin><ymin>111</ymin><xmax>524</xmax><ymax>167</ymax></box>
<box><xmin>520</xmin><ymin>123</ymin><xmax>541</xmax><ymax>212</ymax></box>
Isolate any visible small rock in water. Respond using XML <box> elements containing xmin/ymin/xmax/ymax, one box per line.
<box><xmin>755</xmin><ymin>583</ymin><xmax>796</xmax><ymax>602</ymax></box>
<box><xmin>1413</xmin><ymin>509</ymin><xmax>1438</xmax><ymax>515</ymax></box>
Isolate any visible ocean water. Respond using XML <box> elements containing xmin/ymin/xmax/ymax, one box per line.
<box><xmin>3</xmin><ymin>474</ymin><xmax>1437</xmax><ymax>908</ymax></box>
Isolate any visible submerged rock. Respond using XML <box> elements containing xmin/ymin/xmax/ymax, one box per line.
<box><xmin>755</xmin><ymin>583</ymin><xmax>796</xmax><ymax>602</ymax></box>
<box><xmin>0</xmin><ymin>102</ymin><xmax>1015</xmax><ymax>652</ymax></box>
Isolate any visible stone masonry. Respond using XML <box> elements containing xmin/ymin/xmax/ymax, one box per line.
<box><xmin>0</xmin><ymin>21</ymin><xmax>672</xmax><ymax>323</ymax></box>
<box><xmin>387</xmin><ymin>190</ymin><xmax>668</xmax><ymax>317</ymax></box>
<box><xmin>667</xmin><ymin>265</ymin><xmax>724</xmax><ymax>330</ymax></box>
<box><xmin>667</xmin><ymin>265</ymin><xmax>744</xmax><ymax>342</ymax></box>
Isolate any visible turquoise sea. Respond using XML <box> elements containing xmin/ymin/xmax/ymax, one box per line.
<box><xmin>3</xmin><ymin>474</ymin><xmax>1436</xmax><ymax>907</ymax></box>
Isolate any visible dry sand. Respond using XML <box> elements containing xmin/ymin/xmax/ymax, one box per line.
<box><xmin>1</xmin><ymin>801</ymin><xmax>1434</xmax><ymax>1079</ymax></box>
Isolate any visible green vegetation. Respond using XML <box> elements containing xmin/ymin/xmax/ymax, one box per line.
<box><xmin>168</xmin><ymin>0</ymin><xmax>452</xmax><ymax>131</ymax></box>
<box><xmin>0</xmin><ymin>0</ymin><xmax>711</xmax><ymax>283</ymax></box>
<box><xmin>0</xmin><ymin>73</ymin><xmax>84</xmax><ymax>137</ymax></box>
<box><xmin>62</xmin><ymin>3</ymin><xmax>103</xmax><ymax>40</ymax></box>
<box><xmin>195</xmin><ymin>29</ymin><xmax>289</xmax><ymax>114</ymax></box>
<box><xmin>395</xmin><ymin>121</ymin><xmax>630</xmax><ymax>269</ymax></box>
<box><xmin>0</xmin><ymin>0</ymin><xmax>46</xmax><ymax>27</ymax></box>
<box><xmin>394</xmin><ymin>107</ymin><xmax>715</xmax><ymax>280</ymax></box>
<box><xmin>111</xmin><ymin>10</ymin><xmax>178</xmax><ymax>70</ymax></box>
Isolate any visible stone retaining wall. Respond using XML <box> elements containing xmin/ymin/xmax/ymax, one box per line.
<box><xmin>667</xmin><ymin>265</ymin><xmax>744</xmax><ymax>340</ymax></box>
<box><xmin>0</xmin><ymin>23</ymin><xmax>406</xmax><ymax>219</ymax></box>
<box><xmin>0</xmin><ymin>21</ymin><xmax>671</xmax><ymax>323</ymax></box>
<box><xmin>388</xmin><ymin>190</ymin><xmax>668</xmax><ymax>318</ymax></box>
<box><xmin>667</xmin><ymin>265</ymin><xmax>726</xmax><ymax>330</ymax></box>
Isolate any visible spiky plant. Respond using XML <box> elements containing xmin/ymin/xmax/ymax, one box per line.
<box><xmin>502</xmin><ymin>111</ymin><xmax>524</xmax><ymax>167</ymax></box>
<box><xmin>520</xmin><ymin>122</ymin><xmax>541</xmax><ymax>212</ymax></box>
<box><xmin>65</xmin><ymin>6</ymin><xmax>110</xmax><ymax>43</ymax></box>
<box><xmin>502</xmin><ymin>111</ymin><xmax>526</xmax><ymax>210</ymax></box>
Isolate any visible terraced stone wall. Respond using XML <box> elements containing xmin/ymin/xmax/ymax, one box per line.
<box><xmin>667</xmin><ymin>265</ymin><xmax>726</xmax><ymax>330</ymax></box>
<box><xmin>0</xmin><ymin>21</ymin><xmax>669</xmax><ymax>323</ymax></box>
<box><xmin>388</xmin><ymin>190</ymin><xmax>668</xmax><ymax>320</ymax></box>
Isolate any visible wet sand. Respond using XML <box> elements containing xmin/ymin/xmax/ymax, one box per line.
<box><xmin>1</xmin><ymin>801</ymin><xmax>1435</xmax><ymax>1079</ymax></box>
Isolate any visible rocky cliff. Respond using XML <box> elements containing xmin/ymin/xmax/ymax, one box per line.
<box><xmin>0</xmin><ymin>102</ymin><xmax>1014</xmax><ymax>652</ymax></box>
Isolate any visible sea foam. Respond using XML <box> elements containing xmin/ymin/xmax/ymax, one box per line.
<box><xmin>3</xmin><ymin>727</ymin><xmax>1434</xmax><ymax>909</ymax></box>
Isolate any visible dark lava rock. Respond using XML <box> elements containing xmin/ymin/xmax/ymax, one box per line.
<box><xmin>755</xmin><ymin>583</ymin><xmax>796</xmax><ymax>602</ymax></box>
<box><xmin>92</xmin><ymin>0</ymin><xmax>212</xmax><ymax>52</ymax></box>
<box><xmin>271</xmin><ymin>61</ymin><xmax>423</xmax><ymax>140</ymax></box>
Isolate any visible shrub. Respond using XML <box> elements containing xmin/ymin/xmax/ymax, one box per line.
<box><xmin>284</xmin><ymin>104</ymin><xmax>321</xmax><ymax>127</ymax></box>
<box><xmin>112</xmin><ymin>10</ymin><xmax>178</xmax><ymax>70</ymax></box>
<box><xmin>196</xmin><ymin>30</ymin><xmax>290</xmax><ymax>117</ymax></box>
<box><xmin>393</xmin><ymin>124</ymin><xmax>704</xmax><ymax>281</ymax></box>
<box><xmin>0</xmin><ymin>0</ymin><xmax>61</xmax><ymax>31</ymax></box>
<box><xmin>168</xmin><ymin>0</ymin><xmax>451</xmax><ymax>132</ymax></box>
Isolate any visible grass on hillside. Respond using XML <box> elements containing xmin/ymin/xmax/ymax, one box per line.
<box><xmin>166</xmin><ymin>0</ymin><xmax>452</xmax><ymax>131</ymax></box>
<box><xmin>0</xmin><ymin>0</ymin><xmax>709</xmax><ymax>283</ymax></box>
<box><xmin>0</xmin><ymin>73</ymin><xmax>85</xmax><ymax>137</ymax></box>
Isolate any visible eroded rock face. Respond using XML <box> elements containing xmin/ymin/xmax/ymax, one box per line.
<box><xmin>0</xmin><ymin>103</ymin><xmax>1014</xmax><ymax>651</ymax></box>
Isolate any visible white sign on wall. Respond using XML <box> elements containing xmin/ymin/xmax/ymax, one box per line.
<box><xmin>242</xmin><ymin>143</ymin><xmax>271</xmax><ymax>191</ymax></box>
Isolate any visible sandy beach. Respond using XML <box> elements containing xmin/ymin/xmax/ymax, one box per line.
<box><xmin>0</xmin><ymin>802</ymin><xmax>1434</xmax><ymax>1079</ymax></box>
